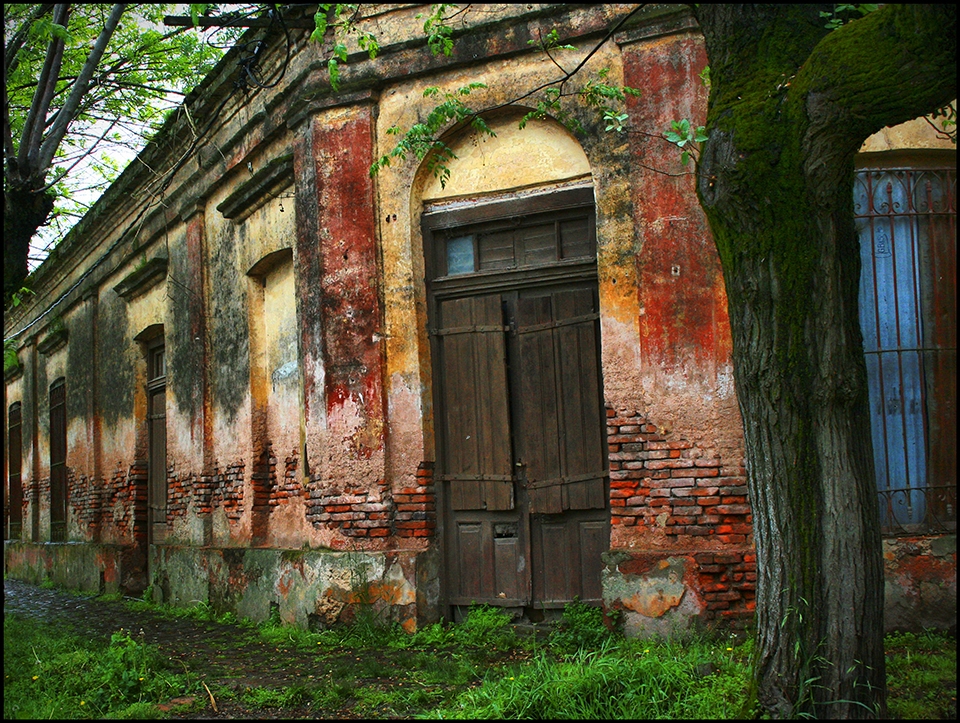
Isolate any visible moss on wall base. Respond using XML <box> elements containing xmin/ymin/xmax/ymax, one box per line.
<box><xmin>4</xmin><ymin>540</ymin><xmax>138</xmax><ymax>595</ymax></box>
<box><xmin>147</xmin><ymin>545</ymin><xmax>427</xmax><ymax>632</ymax></box>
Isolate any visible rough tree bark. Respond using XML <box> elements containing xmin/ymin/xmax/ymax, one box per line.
<box><xmin>4</xmin><ymin>3</ymin><xmax>126</xmax><ymax>303</ymax></box>
<box><xmin>4</xmin><ymin>187</ymin><xmax>54</xmax><ymax>300</ymax></box>
<box><xmin>693</xmin><ymin>4</ymin><xmax>956</xmax><ymax>718</ymax></box>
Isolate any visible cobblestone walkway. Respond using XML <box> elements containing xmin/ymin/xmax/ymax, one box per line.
<box><xmin>3</xmin><ymin>578</ymin><xmax>356</xmax><ymax>718</ymax></box>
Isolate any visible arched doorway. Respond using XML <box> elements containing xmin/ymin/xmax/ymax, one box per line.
<box><xmin>419</xmin><ymin>113</ymin><xmax>609</xmax><ymax>620</ymax></box>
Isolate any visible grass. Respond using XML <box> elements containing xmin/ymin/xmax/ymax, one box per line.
<box><xmin>4</xmin><ymin>592</ymin><xmax>955</xmax><ymax>719</ymax></box>
<box><xmin>3</xmin><ymin>617</ymin><xmax>198</xmax><ymax>719</ymax></box>
<box><xmin>885</xmin><ymin>630</ymin><xmax>958</xmax><ymax>719</ymax></box>
<box><xmin>427</xmin><ymin>636</ymin><xmax>755</xmax><ymax>719</ymax></box>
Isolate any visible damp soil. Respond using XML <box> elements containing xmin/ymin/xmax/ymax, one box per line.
<box><xmin>3</xmin><ymin>578</ymin><xmax>527</xmax><ymax>719</ymax></box>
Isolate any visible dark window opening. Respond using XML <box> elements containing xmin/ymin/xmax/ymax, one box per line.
<box><xmin>49</xmin><ymin>379</ymin><xmax>67</xmax><ymax>541</ymax></box>
<box><xmin>147</xmin><ymin>339</ymin><xmax>167</xmax><ymax>545</ymax></box>
<box><xmin>8</xmin><ymin>402</ymin><xmax>23</xmax><ymax>540</ymax></box>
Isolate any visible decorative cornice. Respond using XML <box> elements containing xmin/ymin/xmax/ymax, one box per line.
<box><xmin>614</xmin><ymin>6</ymin><xmax>699</xmax><ymax>46</ymax></box>
<box><xmin>216</xmin><ymin>153</ymin><xmax>294</xmax><ymax>220</ymax></box>
<box><xmin>4</xmin><ymin>359</ymin><xmax>23</xmax><ymax>382</ymax></box>
<box><xmin>114</xmin><ymin>257</ymin><xmax>169</xmax><ymax>301</ymax></box>
<box><xmin>38</xmin><ymin>327</ymin><xmax>68</xmax><ymax>356</ymax></box>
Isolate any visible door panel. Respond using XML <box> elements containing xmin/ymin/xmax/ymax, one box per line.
<box><xmin>454</xmin><ymin>521</ymin><xmax>483</xmax><ymax>599</ymax></box>
<box><xmin>146</xmin><ymin>341</ymin><xmax>166</xmax><ymax>578</ymax></box>
<box><xmin>437</xmin><ymin>295</ymin><xmax>513</xmax><ymax>512</ymax></box>
<box><xmin>448</xmin><ymin>514</ymin><xmax>528</xmax><ymax>606</ymax></box>
<box><xmin>148</xmin><ymin>386</ymin><xmax>167</xmax><ymax>543</ymax></box>
<box><xmin>531</xmin><ymin>513</ymin><xmax>607</xmax><ymax>605</ymax></box>
<box><xmin>578</xmin><ymin>519</ymin><xmax>608</xmax><ymax>602</ymax></box>
<box><xmin>534</xmin><ymin>518</ymin><xmax>573</xmax><ymax>604</ymax></box>
<box><xmin>515</xmin><ymin>295</ymin><xmax>562</xmax><ymax>514</ymax></box>
<box><xmin>514</xmin><ymin>287</ymin><xmax>606</xmax><ymax>514</ymax></box>
<box><xmin>430</xmin><ymin>194</ymin><xmax>608</xmax><ymax>614</ymax></box>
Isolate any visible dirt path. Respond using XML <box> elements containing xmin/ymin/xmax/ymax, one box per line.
<box><xmin>3</xmin><ymin>579</ymin><xmax>393</xmax><ymax>718</ymax></box>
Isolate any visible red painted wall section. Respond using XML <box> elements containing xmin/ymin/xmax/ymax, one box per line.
<box><xmin>623</xmin><ymin>35</ymin><xmax>731</xmax><ymax>376</ymax></box>
<box><xmin>883</xmin><ymin>535</ymin><xmax>957</xmax><ymax>632</ymax></box>
<box><xmin>314</xmin><ymin>109</ymin><xmax>381</xmax><ymax>430</ymax></box>
<box><xmin>292</xmin><ymin>121</ymin><xmax>325</xmax><ymax>442</ymax></box>
<box><xmin>311</xmin><ymin>104</ymin><xmax>385</xmax><ymax>459</ymax></box>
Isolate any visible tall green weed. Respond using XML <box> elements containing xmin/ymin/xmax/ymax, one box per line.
<box><xmin>4</xmin><ymin>615</ymin><xmax>196</xmax><ymax>719</ymax></box>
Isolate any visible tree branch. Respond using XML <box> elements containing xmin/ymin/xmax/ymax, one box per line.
<box><xmin>37</xmin><ymin>3</ymin><xmax>127</xmax><ymax>175</ymax></box>
<box><xmin>40</xmin><ymin>118</ymin><xmax>120</xmax><ymax>192</ymax></box>
<box><xmin>797</xmin><ymin>4</ymin><xmax>957</xmax><ymax>187</ymax></box>
<box><xmin>481</xmin><ymin>4</ymin><xmax>647</xmax><ymax>116</ymax></box>
<box><xmin>3</xmin><ymin>4</ymin><xmax>55</xmax><ymax>77</ymax></box>
<box><xmin>17</xmin><ymin>4</ymin><xmax>70</xmax><ymax>180</ymax></box>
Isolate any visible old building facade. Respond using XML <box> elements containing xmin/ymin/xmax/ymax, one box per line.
<box><xmin>5</xmin><ymin>4</ymin><xmax>955</xmax><ymax>634</ymax></box>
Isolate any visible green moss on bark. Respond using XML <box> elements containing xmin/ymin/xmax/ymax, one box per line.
<box><xmin>691</xmin><ymin>3</ymin><xmax>955</xmax><ymax>717</ymax></box>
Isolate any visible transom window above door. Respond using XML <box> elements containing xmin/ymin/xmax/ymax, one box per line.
<box><xmin>438</xmin><ymin>211</ymin><xmax>595</xmax><ymax>277</ymax></box>
<box><xmin>424</xmin><ymin>185</ymin><xmax>597</xmax><ymax>285</ymax></box>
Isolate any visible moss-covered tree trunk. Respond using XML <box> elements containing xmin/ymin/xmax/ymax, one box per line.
<box><xmin>693</xmin><ymin>4</ymin><xmax>956</xmax><ymax>718</ymax></box>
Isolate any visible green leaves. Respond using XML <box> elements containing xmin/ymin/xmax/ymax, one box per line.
<box><xmin>311</xmin><ymin>4</ymin><xmax>331</xmax><ymax>43</ymax></box>
<box><xmin>519</xmin><ymin>68</ymin><xmax>641</xmax><ymax>136</ymax></box>
<box><xmin>421</xmin><ymin>4</ymin><xmax>456</xmax><ymax>57</ymax></box>
<box><xmin>308</xmin><ymin>7</ymin><xmax>642</xmax><ymax>188</ymax></box>
<box><xmin>579</xmin><ymin>68</ymin><xmax>642</xmax><ymax>132</ymax></box>
<box><xmin>928</xmin><ymin>103</ymin><xmax>957</xmax><ymax>144</ymax></box>
<box><xmin>604</xmin><ymin>111</ymin><xmax>630</xmax><ymax>132</ymax></box>
<box><xmin>327</xmin><ymin>42</ymin><xmax>348</xmax><ymax>91</ymax></box>
<box><xmin>699</xmin><ymin>65</ymin><xmax>711</xmax><ymax>89</ymax></box>
<box><xmin>30</xmin><ymin>16</ymin><xmax>73</xmax><ymax>44</ymax></box>
<box><xmin>664</xmin><ymin>118</ymin><xmax>708</xmax><ymax>165</ymax></box>
<box><xmin>528</xmin><ymin>27</ymin><xmax>575</xmax><ymax>53</ymax></box>
<box><xmin>520</xmin><ymin>86</ymin><xmax>571</xmax><ymax>131</ymax></box>
<box><xmin>819</xmin><ymin>4</ymin><xmax>879</xmax><ymax>30</ymax></box>
<box><xmin>371</xmin><ymin>83</ymin><xmax>492</xmax><ymax>188</ymax></box>
<box><xmin>187</xmin><ymin>4</ymin><xmax>212</xmax><ymax>29</ymax></box>
<box><xmin>5</xmin><ymin>3</ymin><xmax>236</xmax><ymax>268</ymax></box>
<box><xmin>311</xmin><ymin>5</ymin><xmax>382</xmax><ymax>90</ymax></box>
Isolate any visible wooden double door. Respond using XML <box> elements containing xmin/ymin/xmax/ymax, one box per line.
<box><xmin>432</xmin><ymin>274</ymin><xmax>609</xmax><ymax>613</ymax></box>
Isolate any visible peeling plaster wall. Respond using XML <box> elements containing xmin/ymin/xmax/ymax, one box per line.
<box><xmin>620</xmin><ymin>28</ymin><xmax>743</xmax><ymax>466</ymax></box>
<box><xmin>4</xmin><ymin>539</ymin><xmax>134</xmax><ymax>594</ymax></box>
<box><xmin>860</xmin><ymin>109</ymin><xmax>957</xmax><ymax>153</ymax></box>
<box><xmin>4</xmin><ymin>4</ymin><xmax>954</xmax><ymax>634</ymax></box>
<box><xmin>884</xmin><ymin>535</ymin><xmax>956</xmax><ymax>633</ymax></box>
<box><xmin>151</xmin><ymin>545</ymin><xmax>423</xmax><ymax>633</ymax></box>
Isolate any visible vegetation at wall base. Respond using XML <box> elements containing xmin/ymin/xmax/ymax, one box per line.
<box><xmin>4</xmin><ymin>593</ymin><xmax>955</xmax><ymax>719</ymax></box>
<box><xmin>3</xmin><ymin>616</ymin><xmax>198</xmax><ymax>719</ymax></box>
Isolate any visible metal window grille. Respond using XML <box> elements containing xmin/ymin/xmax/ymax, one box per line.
<box><xmin>855</xmin><ymin>165</ymin><xmax>956</xmax><ymax>535</ymax></box>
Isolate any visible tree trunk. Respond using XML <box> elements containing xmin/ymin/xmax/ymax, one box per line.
<box><xmin>4</xmin><ymin>186</ymin><xmax>54</xmax><ymax>302</ymax></box>
<box><xmin>694</xmin><ymin>4</ymin><xmax>956</xmax><ymax>718</ymax></box>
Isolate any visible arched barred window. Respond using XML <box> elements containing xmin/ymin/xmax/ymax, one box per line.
<box><xmin>855</xmin><ymin>158</ymin><xmax>956</xmax><ymax>534</ymax></box>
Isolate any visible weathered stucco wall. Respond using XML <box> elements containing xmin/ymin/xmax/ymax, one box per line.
<box><xmin>4</xmin><ymin>4</ymin><xmax>954</xmax><ymax>635</ymax></box>
<box><xmin>150</xmin><ymin>546</ymin><xmax>423</xmax><ymax>632</ymax></box>
<box><xmin>860</xmin><ymin>108</ymin><xmax>957</xmax><ymax>153</ymax></box>
<box><xmin>883</xmin><ymin>535</ymin><xmax>956</xmax><ymax>633</ymax></box>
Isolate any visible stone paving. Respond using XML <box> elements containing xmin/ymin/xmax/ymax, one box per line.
<box><xmin>3</xmin><ymin>578</ymin><xmax>349</xmax><ymax>718</ymax></box>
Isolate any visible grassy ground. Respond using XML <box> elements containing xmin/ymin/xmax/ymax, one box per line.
<box><xmin>3</xmin><ymin>590</ymin><xmax>955</xmax><ymax>719</ymax></box>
